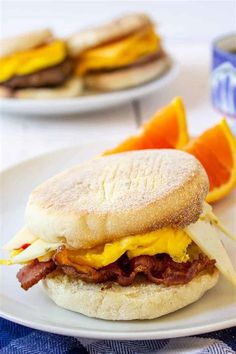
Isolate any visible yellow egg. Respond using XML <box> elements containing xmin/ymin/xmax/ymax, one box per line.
<box><xmin>67</xmin><ymin>228</ymin><xmax>192</xmax><ymax>269</ymax></box>
<box><xmin>0</xmin><ymin>40</ymin><xmax>67</xmax><ymax>82</ymax></box>
<box><xmin>77</xmin><ymin>26</ymin><xmax>160</xmax><ymax>75</ymax></box>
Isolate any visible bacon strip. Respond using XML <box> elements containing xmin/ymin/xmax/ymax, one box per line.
<box><xmin>17</xmin><ymin>259</ymin><xmax>56</xmax><ymax>290</ymax></box>
<box><xmin>54</xmin><ymin>247</ymin><xmax>216</xmax><ymax>287</ymax></box>
<box><xmin>16</xmin><ymin>249</ymin><xmax>216</xmax><ymax>291</ymax></box>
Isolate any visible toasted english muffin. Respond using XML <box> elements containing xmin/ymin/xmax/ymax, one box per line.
<box><xmin>26</xmin><ymin>149</ymin><xmax>208</xmax><ymax>249</ymax></box>
<box><xmin>0</xmin><ymin>28</ymin><xmax>52</xmax><ymax>58</ymax></box>
<box><xmin>68</xmin><ymin>13</ymin><xmax>152</xmax><ymax>56</ymax></box>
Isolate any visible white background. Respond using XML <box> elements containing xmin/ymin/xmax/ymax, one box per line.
<box><xmin>1</xmin><ymin>0</ymin><xmax>235</xmax><ymax>42</ymax></box>
<box><xmin>0</xmin><ymin>0</ymin><xmax>236</xmax><ymax>168</ymax></box>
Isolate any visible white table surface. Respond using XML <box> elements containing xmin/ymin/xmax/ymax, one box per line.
<box><xmin>0</xmin><ymin>42</ymin><xmax>229</xmax><ymax>170</ymax></box>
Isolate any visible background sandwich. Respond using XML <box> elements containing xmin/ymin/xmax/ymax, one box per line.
<box><xmin>1</xmin><ymin>149</ymin><xmax>236</xmax><ymax>320</ymax></box>
<box><xmin>0</xmin><ymin>29</ymin><xmax>82</xmax><ymax>98</ymax></box>
<box><xmin>68</xmin><ymin>13</ymin><xmax>171</xmax><ymax>91</ymax></box>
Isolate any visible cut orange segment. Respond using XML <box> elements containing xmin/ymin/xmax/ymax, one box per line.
<box><xmin>103</xmin><ymin>97</ymin><xmax>189</xmax><ymax>155</ymax></box>
<box><xmin>184</xmin><ymin>119</ymin><xmax>236</xmax><ymax>203</ymax></box>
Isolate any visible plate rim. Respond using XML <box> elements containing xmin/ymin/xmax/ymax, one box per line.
<box><xmin>0</xmin><ymin>61</ymin><xmax>179</xmax><ymax>114</ymax></box>
<box><xmin>0</xmin><ymin>308</ymin><xmax>235</xmax><ymax>340</ymax></box>
<box><xmin>0</xmin><ymin>141</ymin><xmax>235</xmax><ymax>340</ymax></box>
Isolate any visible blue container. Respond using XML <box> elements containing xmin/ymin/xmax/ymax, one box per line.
<box><xmin>212</xmin><ymin>33</ymin><xmax>236</xmax><ymax>118</ymax></box>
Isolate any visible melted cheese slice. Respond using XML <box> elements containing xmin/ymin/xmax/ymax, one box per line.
<box><xmin>2</xmin><ymin>227</ymin><xmax>37</xmax><ymax>251</ymax></box>
<box><xmin>201</xmin><ymin>202</ymin><xmax>236</xmax><ymax>242</ymax></box>
<box><xmin>9</xmin><ymin>239</ymin><xmax>61</xmax><ymax>264</ymax></box>
<box><xmin>186</xmin><ymin>220</ymin><xmax>236</xmax><ymax>287</ymax></box>
<box><xmin>0</xmin><ymin>40</ymin><xmax>67</xmax><ymax>82</ymax></box>
<box><xmin>0</xmin><ymin>249</ymin><xmax>22</xmax><ymax>265</ymax></box>
<box><xmin>77</xmin><ymin>26</ymin><xmax>160</xmax><ymax>75</ymax></box>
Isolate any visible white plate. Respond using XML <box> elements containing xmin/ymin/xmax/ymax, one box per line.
<box><xmin>0</xmin><ymin>63</ymin><xmax>178</xmax><ymax>115</ymax></box>
<box><xmin>0</xmin><ymin>142</ymin><xmax>235</xmax><ymax>340</ymax></box>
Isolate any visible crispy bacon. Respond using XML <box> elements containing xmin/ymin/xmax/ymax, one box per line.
<box><xmin>16</xmin><ymin>248</ymin><xmax>216</xmax><ymax>290</ymax></box>
<box><xmin>54</xmin><ymin>247</ymin><xmax>216</xmax><ymax>287</ymax></box>
<box><xmin>17</xmin><ymin>259</ymin><xmax>56</xmax><ymax>290</ymax></box>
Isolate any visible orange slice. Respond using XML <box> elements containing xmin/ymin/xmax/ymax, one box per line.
<box><xmin>184</xmin><ymin>119</ymin><xmax>236</xmax><ymax>203</ymax></box>
<box><xmin>103</xmin><ymin>97</ymin><xmax>189</xmax><ymax>155</ymax></box>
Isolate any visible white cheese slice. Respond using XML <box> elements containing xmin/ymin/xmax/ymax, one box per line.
<box><xmin>2</xmin><ymin>227</ymin><xmax>37</xmax><ymax>251</ymax></box>
<box><xmin>12</xmin><ymin>239</ymin><xmax>61</xmax><ymax>263</ymax></box>
<box><xmin>186</xmin><ymin>220</ymin><xmax>236</xmax><ymax>287</ymax></box>
<box><xmin>202</xmin><ymin>202</ymin><xmax>236</xmax><ymax>242</ymax></box>
<box><xmin>208</xmin><ymin>215</ymin><xmax>236</xmax><ymax>242</ymax></box>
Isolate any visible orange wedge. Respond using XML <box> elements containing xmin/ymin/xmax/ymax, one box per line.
<box><xmin>103</xmin><ymin>97</ymin><xmax>189</xmax><ymax>155</ymax></box>
<box><xmin>184</xmin><ymin>119</ymin><xmax>236</xmax><ymax>203</ymax></box>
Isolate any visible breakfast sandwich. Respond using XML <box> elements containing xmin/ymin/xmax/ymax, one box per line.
<box><xmin>0</xmin><ymin>29</ymin><xmax>82</xmax><ymax>98</ymax></box>
<box><xmin>67</xmin><ymin>13</ymin><xmax>170</xmax><ymax>91</ymax></box>
<box><xmin>1</xmin><ymin>150</ymin><xmax>236</xmax><ymax>320</ymax></box>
